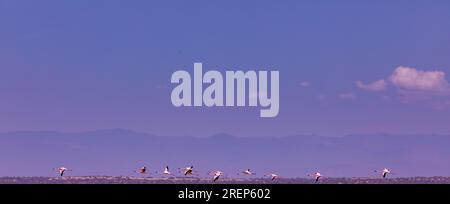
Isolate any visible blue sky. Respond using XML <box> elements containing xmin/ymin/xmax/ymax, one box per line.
<box><xmin>1</xmin><ymin>0</ymin><xmax>450</xmax><ymax>136</ymax></box>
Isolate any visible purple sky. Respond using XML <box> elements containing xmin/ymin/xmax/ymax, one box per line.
<box><xmin>1</xmin><ymin>0</ymin><xmax>450</xmax><ymax>137</ymax></box>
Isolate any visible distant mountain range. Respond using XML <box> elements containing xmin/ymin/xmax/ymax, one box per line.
<box><xmin>1</xmin><ymin>129</ymin><xmax>449</xmax><ymax>177</ymax></box>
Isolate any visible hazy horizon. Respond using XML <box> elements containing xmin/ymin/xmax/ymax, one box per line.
<box><xmin>3</xmin><ymin>128</ymin><xmax>450</xmax><ymax>138</ymax></box>
<box><xmin>1</xmin><ymin>129</ymin><xmax>449</xmax><ymax>177</ymax></box>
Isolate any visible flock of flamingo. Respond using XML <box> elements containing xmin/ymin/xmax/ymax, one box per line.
<box><xmin>53</xmin><ymin>166</ymin><xmax>393</xmax><ymax>182</ymax></box>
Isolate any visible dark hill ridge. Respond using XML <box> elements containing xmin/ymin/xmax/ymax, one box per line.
<box><xmin>0</xmin><ymin>130</ymin><xmax>449</xmax><ymax>177</ymax></box>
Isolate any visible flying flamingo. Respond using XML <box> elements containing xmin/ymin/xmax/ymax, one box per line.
<box><xmin>180</xmin><ymin>166</ymin><xmax>194</xmax><ymax>176</ymax></box>
<box><xmin>375</xmin><ymin>168</ymin><xmax>392</xmax><ymax>178</ymax></box>
<box><xmin>240</xmin><ymin>169</ymin><xmax>255</xmax><ymax>176</ymax></box>
<box><xmin>163</xmin><ymin>166</ymin><xmax>171</xmax><ymax>175</ymax></box>
<box><xmin>209</xmin><ymin>170</ymin><xmax>224</xmax><ymax>182</ymax></box>
<box><xmin>135</xmin><ymin>166</ymin><xmax>148</xmax><ymax>175</ymax></box>
<box><xmin>308</xmin><ymin>172</ymin><xmax>322</xmax><ymax>182</ymax></box>
<box><xmin>54</xmin><ymin>167</ymin><xmax>71</xmax><ymax>177</ymax></box>
<box><xmin>265</xmin><ymin>173</ymin><xmax>279</xmax><ymax>181</ymax></box>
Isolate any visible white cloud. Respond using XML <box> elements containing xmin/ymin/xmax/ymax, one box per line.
<box><xmin>356</xmin><ymin>79</ymin><xmax>387</xmax><ymax>92</ymax></box>
<box><xmin>355</xmin><ymin>66</ymin><xmax>450</xmax><ymax>96</ymax></box>
<box><xmin>389</xmin><ymin>66</ymin><xmax>450</xmax><ymax>94</ymax></box>
<box><xmin>352</xmin><ymin>66</ymin><xmax>450</xmax><ymax>109</ymax></box>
